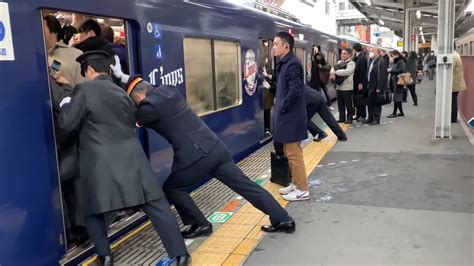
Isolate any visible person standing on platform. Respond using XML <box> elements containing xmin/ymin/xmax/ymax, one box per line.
<box><xmin>56</xmin><ymin>51</ymin><xmax>190</xmax><ymax>266</ymax></box>
<box><xmin>304</xmin><ymin>85</ymin><xmax>347</xmax><ymax>142</ymax></box>
<box><xmin>352</xmin><ymin>43</ymin><xmax>369</xmax><ymax>122</ymax></box>
<box><xmin>331</xmin><ymin>48</ymin><xmax>355</xmax><ymax>124</ymax></box>
<box><xmin>308</xmin><ymin>52</ymin><xmax>332</xmax><ymax>107</ymax></box>
<box><xmin>269</xmin><ymin>32</ymin><xmax>309</xmax><ymax>201</ymax></box>
<box><xmin>405</xmin><ymin>51</ymin><xmax>419</xmax><ymax>106</ymax></box>
<box><xmin>364</xmin><ymin>48</ymin><xmax>388</xmax><ymax>125</ymax></box>
<box><xmin>452</xmin><ymin>46</ymin><xmax>467</xmax><ymax>123</ymax></box>
<box><xmin>426</xmin><ymin>51</ymin><xmax>436</xmax><ymax>80</ymax></box>
<box><xmin>111</xmin><ymin>66</ymin><xmax>296</xmax><ymax>235</ymax></box>
<box><xmin>387</xmin><ymin>50</ymin><xmax>407</xmax><ymax>118</ymax></box>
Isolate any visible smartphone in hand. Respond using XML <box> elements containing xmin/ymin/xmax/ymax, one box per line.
<box><xmin>50</xmin><ymin>60</ymin><xmax>61</xmax><ymax>76</ymax></box>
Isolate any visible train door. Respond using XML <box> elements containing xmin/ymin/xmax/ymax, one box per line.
<box><xmin>40</xmin><ymin>9</ymin><xmax>139</xmax><ymax>262</ymax></box>
<box><xmin>259</xmin><ymin>39</ymin><xmax>274</xmax><ymax>138</ymax></box>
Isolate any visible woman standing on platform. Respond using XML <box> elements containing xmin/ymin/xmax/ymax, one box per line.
<box><xmin>309</xmin><ymin>52</ymin><xmax>332</xmax><ymax>107</ymax></box>
<box><xmin>405</xmin><ymin>51</ymin><xmax>419</xmax><ymax>106</ymax></box>
<box><xmin>387</xmin><ymin>50</ymin><xmax>407</xmax><ymax>118</ymax></box>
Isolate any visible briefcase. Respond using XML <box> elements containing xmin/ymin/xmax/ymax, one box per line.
<box><xmin>270</xmin><ymin>152</ymin><xmax>292</xmax><ymax>187</ymax></box>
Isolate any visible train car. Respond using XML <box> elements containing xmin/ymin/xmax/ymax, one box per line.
<box><xmin>456</xmin><ymin>28</ymin><xmax>474</xmax><ymax>56</ymax></box>
<box><xmin>0</xmin><ymin>0</ymin><xmax>341</xmax><ymax>265</ymax></box>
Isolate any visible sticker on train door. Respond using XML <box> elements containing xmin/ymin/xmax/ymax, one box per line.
<box><xmin>0</xmin><ymin>2</ymin><xmax>15</xmax><ymax>61</ymax></box>
<box><xmin>243</xmin><ymin>49</ymin><xmax>257</xmax><ymax>96</ymax></box>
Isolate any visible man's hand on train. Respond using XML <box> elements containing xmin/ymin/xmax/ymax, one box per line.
<box><xmin>110</xmin><ymin>55</ymin><xmax>130</xmax><ymax>84</ymax></box>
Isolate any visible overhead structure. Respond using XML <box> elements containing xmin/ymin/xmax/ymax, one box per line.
<box><xmin>349</xmin><ymin>0</ymin><xmax>472</xmax><ymax>49</ymax></box>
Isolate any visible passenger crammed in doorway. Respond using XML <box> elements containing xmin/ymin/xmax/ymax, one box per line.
<box><xmin>109</xmin><ymin>58</ymin><xmax>296</xmax><ymax>238</ymax></box>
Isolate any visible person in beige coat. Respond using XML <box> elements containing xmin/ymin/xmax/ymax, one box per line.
<box><xmin>452</xmin><ymin>49</ymin><xmax>467</xmax><ymax>123</ymax></box>
<box><xmin>331</xmin><ymin>48</ymin><xmax>356</xmax><ymax>124</ymax></box>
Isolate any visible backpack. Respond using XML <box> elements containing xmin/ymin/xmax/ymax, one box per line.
<box><xmin>334</xmin><ymin>61</ymin><xmax>349</xmax><ymax>85</ymax></box>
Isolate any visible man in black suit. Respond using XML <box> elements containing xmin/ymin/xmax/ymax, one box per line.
<box><xmin>364</xmin><ymin>48</ymin><xmax>389</xmax><ymax>125</ymax></box>
<box><xmin>56</xmin><ymin>51</ymin><xmax>189</xmax><ymax>266</ymax></box>
<box><xmin>304</xmin><ymin>86</ymin><xmax>347</xmax><ymax>141</ymax></box>
<box><xmin>352</xmin><ymin>43</ymin><xmax>368</xmax><ymax>122</ymax></box>
<box><xmin>120</xmin><ymin>75</ymin><xmax>295</xmax><ymax>238</ymax></box>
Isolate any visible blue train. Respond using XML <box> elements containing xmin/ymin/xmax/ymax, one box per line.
<box><xmin>0</xmin><ymin>0</ymin><xmax>342</xmax><ymax>265</ymax></box>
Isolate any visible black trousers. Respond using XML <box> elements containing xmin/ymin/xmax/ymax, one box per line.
<box><xmin>321</xmin><ymin>83</ymin><xmax>331</xmax><ymax>106</ymax></box>
<box><xmin>307</xmin><ymin>101</ymin><xmax>346</xmax><ymax>140</ymax></box>
<box><xmin>407</xmin><ymin>84</ymin><xmax>418</xmax><ymax>104</ymax></box>
<box><xmin>392</xmin><ymin>101</ymin><xmax>404</xmax><ymax>115</ymax></box>
<box><xmin>355</xmin><ymin>104</ymin><xmax>367</xmax><ymax>119</ymax></box>
<box><xmin>452</xmin><ymin>91</ymin><xmax>459</xmax><ymax>122</ymax></box>
<box><xmin>336</xmin><ymin>90</ymin><xmax>354</xmax><ymax>121</ymax></box>
<box><xmin>84</xmin><ymin>198</ymin><xmax>188</xmax><ymax>258</ymax></box>
<box><xmin>163</xmin><ymin>142</ymin><xmax>291</xmax><ymax>226</ymax></box>
<box><xmin>368</xmin><ymin>100</ymin><xmax>382</xmax><ymax>124</ymax></box>
<box><xmin>264</xmin><ymin>109</ymin><xmax>271</xmax><ymax>132</ymax></box>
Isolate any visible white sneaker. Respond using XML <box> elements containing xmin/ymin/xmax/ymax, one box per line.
<box><xmin>279</xmin><ymin>183</ymin><xmax>296</xmax><ymax>195</ymax></box>
<box><xmin>282</xmin><ymin>189</ymin><xmax>310</xmax><ymax>201</ymax></box>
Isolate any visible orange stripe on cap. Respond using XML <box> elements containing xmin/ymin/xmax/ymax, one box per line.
<box><xmin>126</xmin><ymin>77</ymin><xmax>143</xmax><ymax>96</ymax></box>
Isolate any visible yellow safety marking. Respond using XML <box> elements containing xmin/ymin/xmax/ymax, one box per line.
<box><xmin>190</xmin><ymin>124</ymin><xmax>350</xmax><ymax>265</ymax></box>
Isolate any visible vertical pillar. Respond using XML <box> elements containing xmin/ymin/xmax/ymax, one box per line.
<box><xmin>431</xmin><ymin>34</ymin><xmax>437</xmax><ymax>53</ymax></box>
<box><xmin>403</xmin><ymin>0</ymin><xmax>412</xmax><ymax>51</ymax></box>
<box><xmin>434</xmin><ymin>0</ymin><xmax>455</xmax><ymax>138</ymax></box>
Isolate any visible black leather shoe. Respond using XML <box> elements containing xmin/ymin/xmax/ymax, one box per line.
<box><xmin>344</xmin><ymin>120</ymin><xmax>353</xmax><ymax>124</ymax></box>
<box><xmin>338</xmin><ymin>136</ymin><xmax>348</xmax><ymax>141</ymax></box>
<box><xmin>362</xmin><ymin>119</ymin><xmax>373</xmax><ymax>124</ymax></box>
<box><xmin>98</xmin><ymin>255</ymin><xmax>113</xmax><ymax>266</ymax></box>
<box><xmin>387</xmin><ymin>114</ymin><xmax>397</xmax><ymax>118</ymax></box>
<box><xmin>173</xmin><ymin>254</ymin><xmax>191</xmax><ymax>266</ymax></box>
<box><xmin>181</xmin><ymin>223</ymin><xmax>213</xmax><ymax>239</ymax></box>
<box><xmin>261</xmin><ymin>220</ymin><xmax>295</xmax><ymax>233</ymax></box>
<box><xmin>397</xmin><ymin>113</ymin><xmax>405</xmax><ymax>117</ymax></box>
<box><xmin>314</xmin><ymin>133</ymin><xmax>328</xmax><ymax>142</ymax></box>
<box><xmin>337</xmin><ymin>119</ymin><xmax>345</xmax><ymax>123</ymax></box>
<box><xmin>369</xmin><ymin>121</ymin><xmax>380</xmax><ymax>125</ymax></box>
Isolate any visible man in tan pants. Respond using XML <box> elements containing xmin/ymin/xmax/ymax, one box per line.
<box><xmin>271</xmin><ymin>32</ymin><xmax>309</xmax><ymax>201</ymax></box>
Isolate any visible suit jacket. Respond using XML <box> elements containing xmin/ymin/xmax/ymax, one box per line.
<box><xmin>353</xmin><ymin>52</ymin><xmax>368</xmax><ymax>94</ymax></box>
<box><xmin>136</xmin><ymin>84</ymin><xmax>220</xmax><ymax>172</ymax></box>
<box><xmin>367</xmin><ymin>57</ymin><xmax>389</xmax><ymax>100</ymax></box>
<box><xmin>59</xmin><ymin>75</ymin><xmax>163</xmax><ymax>215</ymax></box>
<box><xmin>273</xmin><ymin>52</ymin><xmax>307</xmax><ymax>143</ymax></box>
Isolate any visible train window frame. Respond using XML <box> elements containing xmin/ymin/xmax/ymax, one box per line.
<box><xmin>183</xmin><ymin>36</ymin><xmax>243</xmax><ymax>116</ymax></box>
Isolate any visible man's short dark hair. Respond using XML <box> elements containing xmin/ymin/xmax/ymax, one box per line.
<box><xmin>86</xmin><ymin>58</ymin><xmax>110</xmax><ymax>75</ymax></box>
<box><xmin>352</xmin><ymin>42</ymin><xmax>363</xmax><ymax>52</ymax></box>
<box><xmin>343</xmin><ymin>47</ymin><xmax>352</xmax><ymax>54</ymax></box>
<box><xmin>101</xmin><ymin>24</ymin><xmax>114</xmax><ymax>43</ymax></box>
<box><xmin>43</xmin><ymin>15</ymin><xmax>64</xmax><ymax>41</ymax></box>
<box><xmin>275</xmin><ymin>31</ymin><xmax>295</xmax><ymax>51</ymax></box>
<box><xmin>79</xmin><ymin>19</ymin><xmax>102</xmax><ymax>36</ymax></box>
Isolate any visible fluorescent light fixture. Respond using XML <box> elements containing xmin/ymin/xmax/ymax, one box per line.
<box><xmin>379</xmin><ymin>19</ymin><xmax>384</xmax><ymax>25</ymax></box>
<box><xmin>422</xmin><ymin>35</ymin><xmax>426</xmax><ymax>43</ymax></box>
<box><xmin>419</xmin><ymin>26</ymin><xmax>423</xmax><ymax>31</ymax></box>
<box><xmin>416</xmin><ymin>10</ymin><xmax>421</xmax><ymax>19</ymax></box>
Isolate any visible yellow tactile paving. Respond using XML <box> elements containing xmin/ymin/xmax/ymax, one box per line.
<box><xmin>190</xmin><ymin>124</ymin><xmax>350</xmax><ymax>265</ymax></box>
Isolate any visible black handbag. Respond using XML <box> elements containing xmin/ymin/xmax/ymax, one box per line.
<box><xmin>270</xmin><ymin>152</ymin><xmax>291</xmax><ymax>187</ymax></box>
<box><xmin>375</xmin><ymin>89</ymin><xmax>392</xmax><ymax>105</ymax></box>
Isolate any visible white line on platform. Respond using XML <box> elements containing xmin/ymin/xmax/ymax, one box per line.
<box><xmin>328</xmin><ymin>162</ymin><xmax>336</xmax><ymax>166</ymax></box>
<box><xmin>340</xmin><ymin>161</ymin><xmax>347</xmax><ymax>163</ymax></box>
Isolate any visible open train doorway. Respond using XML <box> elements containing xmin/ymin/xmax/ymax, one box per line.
<box><xmin>259</xmin><ymin>39</ymin><xmax>275</xmax><ymax>139</ymax></box>
<box><xmin>40</xmin><ymin>9</ymin><xmax>141</xmax><ymax>262</ymax></box>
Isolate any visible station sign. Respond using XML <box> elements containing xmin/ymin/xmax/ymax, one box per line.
<box><xmin>0</xmin><ymin>2</ymin><xmax>15</xmax><ymax>61</ymax></box>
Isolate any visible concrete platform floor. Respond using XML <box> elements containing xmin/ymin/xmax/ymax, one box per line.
<box><xmin>246</xmin><ymin>79</ymin><xmax>474</xmax><ymax>265</ymax></box>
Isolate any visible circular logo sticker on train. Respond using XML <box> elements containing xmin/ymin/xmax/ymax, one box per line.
<box><xmin>243</xmin><ymin>49</ymin><xmax>257</xmax><ymax>96</ymax></box>
<box><xmin>146</xmin><ymin>22</ymin><xmax>153</xmax><ymax>34</ymax></box>
<box><xmin>0</xmin><ymin>21</ymin><xmax>5</xmax><ymax>42</ymax></box>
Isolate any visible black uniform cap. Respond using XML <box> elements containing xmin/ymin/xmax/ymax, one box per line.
<box><xmin>76</xmin><ymin>50</ymin><xmax>110</xmax><ymax>77</ymax></box>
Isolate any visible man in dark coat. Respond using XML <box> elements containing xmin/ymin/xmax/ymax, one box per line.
<box><xmin>271</xmin><ymin>32</ymin><xmax>308</xmax><ymax>202</ymax></box>
<box><xmin>117</xmin><ymin>73</ymin><xmax>295</xmax><ymax>237</ymax></box>
<box><xmin>56</xmin><ymin>51</ymin><xmax>189</xmax><ymax>266</ymax></box>
<box><xmin>304</xmin><ymin>85</ymin><xmax>347</xmax><ymax>141</ymax></box>
<box><xmin>352</xmin><ymin>43</ymin><xmax>368</xmax><ymax>122</ymax></box>
<box><xmin>363</xmin><ymin>48</ymin><xmax>389</xmax><ymax>125</ymax></box>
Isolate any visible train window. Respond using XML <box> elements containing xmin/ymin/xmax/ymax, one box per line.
<box><xmin>464</xmin><ymin>44</ymin><xmax>468</xmax><ymax>55</ymax></box>
<box><xmin>470</xmin><ymin>42</ymin><xmax>473</xmax><ymax>55</ymax></box>
<box><xmin>214</xmin><ymin>40</ymin><xmax>242</xmax><ymax>110</ymax></box>
<box><xmin>183</xmin><ymin>38</ymin><xmax>215</xmax><ymax>114</ymax></box>
<box><xmin>295</xmin><ymin>48</ymin><xmax>306</xmax><ymax>81</ymax></box>
<box><xmin>183</xmin><ymin>37</ymin><xmax>242</xmax><ymax>115</ymax></box>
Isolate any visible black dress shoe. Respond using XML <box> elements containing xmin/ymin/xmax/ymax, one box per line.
<box><xmin>181</xmin><ymin>223</ymin><xmax>213</xmax><ymax>239</ymax></box>
<box><xmin>362</xmin><ymin>119</ymin><xmax>372</xmax><ymax>124</ymax></box>
<box><xmin>344</xmin><ymin>120</ymin><xmax>353</xmax><ymax>124</ymax></box>
<box><xmin>397</xmin><ymin>113</ymin><xmax>404</xmax><ymax>117</ymax></box>
<box><xmin>314</xmin><ymin>133</ymin><xmax>328</xmax><ymax>142</ymax></box>
<box><xmin>387</xmin><ymin>114</ymin><xmax>397</xmax><ymax>118</ymax></box>
<box><xmin>173</xmin><ymin>254</ymin><xmax>191</xmax><ymax>266</ymax></box>
<box><xmin>261</xmin><ymin>220</ymin><xmax>295</xmax><ymax>233</ymax></box>
<box><xmin>98</xmin><ymin>255</ymin><xmax>113</xmax><ymax>266</ymax></box>
<box><xmin>369</xmin><ymin>121</ymin><xmax>380</xmax><ymax>125</ymax></box>
<box><xmin>337</xmin><ymin>119</ymin><xmax>345</xmax><ymax>123</ymax></box>
<box><xmin>338</xmin><ymin>136</ymin><xmax>348</xmax><ymax>141</ymax></box>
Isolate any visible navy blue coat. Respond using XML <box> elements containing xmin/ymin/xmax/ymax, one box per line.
<box><xmin>273</xmin><ymin>52</ymin><xmax>307</xmax><ymax>143</ymax></box>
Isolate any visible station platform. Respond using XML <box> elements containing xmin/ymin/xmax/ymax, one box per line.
<box><xmin>82</xmin><ymin>78</ymin><xmax>473</xmax><ymax>266</ymax></box>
